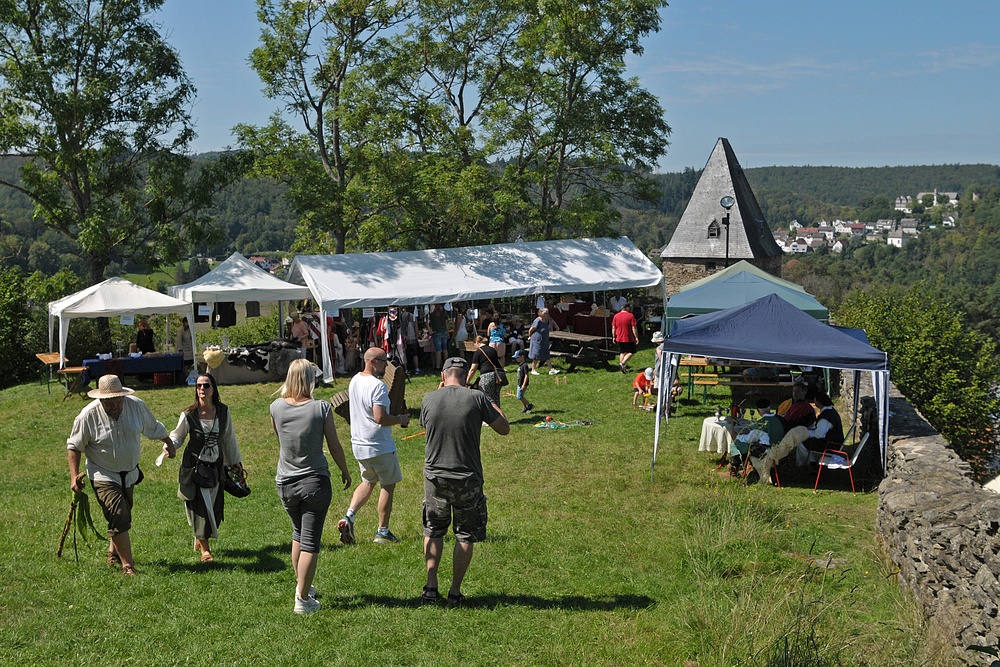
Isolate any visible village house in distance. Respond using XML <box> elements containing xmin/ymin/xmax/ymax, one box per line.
<box><xmin>659</xmin><ymin>137</ymin><xmax>783</xmax><ymax>295</ymax></box>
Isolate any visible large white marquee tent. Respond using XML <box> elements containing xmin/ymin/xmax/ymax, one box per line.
<box><xmin>285</xmin><ymin>237</ymin><xmax>665</xmax><ymax>380</ymax></box>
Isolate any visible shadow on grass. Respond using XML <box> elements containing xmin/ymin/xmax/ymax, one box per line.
<box><xmin>163</xmin><ymin>543</ymin><xmax>288</xmax><ymax>574</ymax></box>
<box><xmin>319</xmin><ymin>591</ymin><xmax>656</xmax><ymax>611</ymax></box>
<box><xmin>734</xmin><ymin>459</ymin><xmax>878</xmax><ymax>494</ymax></box>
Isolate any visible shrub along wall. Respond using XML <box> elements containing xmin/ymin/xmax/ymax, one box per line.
<box><xmin>866</xmin><ymin>376</ymin><xmax>1000</xmax><ymax>654</ymax></box>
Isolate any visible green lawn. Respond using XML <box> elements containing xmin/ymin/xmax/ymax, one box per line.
<box><xmin>0</xmin><ymin>349</ymin><xmax>947</xmax><ymax>666</ymax></box>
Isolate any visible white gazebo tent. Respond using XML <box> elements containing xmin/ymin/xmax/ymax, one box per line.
<box><xmin>48</xmin><ymin>277</ymin><xmax>196</xmax><ymax>368</ymax></box>
<box><xmin>168</xmin><ymin>252</ymin><xmax>314</xmax><ymax>338</ymax></box>
<box><xmin>285</xmin><ymin>237</ymin><xmax>665</xmax><ymax>381</ymax></box>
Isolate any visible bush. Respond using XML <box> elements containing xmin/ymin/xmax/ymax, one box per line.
<box><xmin>838</xmin><ymin>285</ymin><xmax>1000</xmax><ymax>479</ymax></box>
<box><xmin>196</xmin><ymin>313</ymin><xmax>284</xmax><ymax>349</ymax></box>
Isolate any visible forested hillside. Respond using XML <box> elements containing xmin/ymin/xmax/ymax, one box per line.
<box><xmin>0</xmin><ymin>154</ymin><xmax>1000</xmax><ymax>284</ymax></box>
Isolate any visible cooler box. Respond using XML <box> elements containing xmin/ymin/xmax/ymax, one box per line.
<box><xmin>153</xmin><ymin>372</ymin><xmax>174</xmax><ymax>386</ymax></box>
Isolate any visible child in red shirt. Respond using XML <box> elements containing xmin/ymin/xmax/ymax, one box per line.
<box><xmin>633</xmin><ymin>368</ymin><xmax>654</xmax><ymax>408</ymax></box>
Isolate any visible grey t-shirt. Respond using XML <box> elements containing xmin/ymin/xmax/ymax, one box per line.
<box><xmin>420</xmin><ymin>385</ymin><xmax>501</xmax><ymax>482</ymax></box>
<box><xmin>270</xmin><ymin>398</ymin><xmax>332</xmax><ymax>483</ymax></box>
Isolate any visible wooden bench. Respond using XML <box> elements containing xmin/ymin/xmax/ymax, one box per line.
<box><xmin>565</xmin><ymin>351</ymin><xmax>616</xmax><ymax>372</ymax></box>
<box><xmin>723</xmin><ymin>380</ymin><xmax>795</xmax><ymax>388</ymax></box>
<box><xmin>690</xmin><ymin>373</ymin><xmax>720</xmax><ymax>403</ymax></box>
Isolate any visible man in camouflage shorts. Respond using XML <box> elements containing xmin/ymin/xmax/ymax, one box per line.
<box><xmin>419</xmin><ymin>357</ymin><xmax>509</xmax><ymax>606</ymax></box>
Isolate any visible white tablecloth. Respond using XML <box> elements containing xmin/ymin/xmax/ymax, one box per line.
<box><xmin>699</xmin><ymin>418</ymin><xmax>734</xmax><ymax>454</ymax></box>
<box><xmin>698</xmin><ymin>417</ymin><xmax>752</xmax><ymax>454</ymax></box>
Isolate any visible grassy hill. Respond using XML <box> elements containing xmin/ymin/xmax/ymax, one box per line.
<box><xmin>0</xmin><ymin>347</ymin><xmax>955</xmax><ymax>666</ymax></box>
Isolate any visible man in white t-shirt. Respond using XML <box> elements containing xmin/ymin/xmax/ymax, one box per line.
<box><xmin>338</xmin><ymin>347</ymin><xmax>411</xmax><ymax>544</ymax></box>
<box><xmin>609</xmin><ymin>292</ymin><xmax>627</xmax><ymax>313</ymax></box>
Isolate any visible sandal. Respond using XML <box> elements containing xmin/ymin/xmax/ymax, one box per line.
<box><xmin>421</xmin><ymin>585</ymin><xmax>439</xmax><ymax>603</ymax></box>
<box><xmin>200</xmin><ymin>551</ymin><xmax>214</xmax><ymax>563</ymax></box>
<box><xmin>122</xmin><ymin>564</ymin><xmax>137</xmax><ymax>576</ymax></box>
<box><xmin>446</xmin><ymin>592</ymin><xmax>465</xmax><ymax>607</ymax></box>
<box><xmin>107</xmin><ymin>551</ymin><xmax>122</xmax><ymax>566</ymax></box>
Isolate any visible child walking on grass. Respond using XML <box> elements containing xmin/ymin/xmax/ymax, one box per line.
<box><xmin>513</xmin><ymin>350</ymin><xmax>533</xmax><ymax>413</ymax></box>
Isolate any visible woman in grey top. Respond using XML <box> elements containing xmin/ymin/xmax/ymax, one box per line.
<box><xmin>270</xmin><ymin>359</ymin><xmax>352</xmax><ymax>615</ymax></box>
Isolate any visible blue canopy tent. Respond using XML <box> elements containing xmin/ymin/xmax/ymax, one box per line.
<box><xmin>665</xmin><ymin>270</ymin><xmax>829</xmax><ymax>329</ymax></box>
<box><xmin>652</xmin><ymin>294</ymin><xmax>889</xmax><ymax>480</ymax></box>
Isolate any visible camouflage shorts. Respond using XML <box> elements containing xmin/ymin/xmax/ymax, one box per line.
<box><xmin>422</xmin><ymin>476</ymin><xmax>487</xmax><ymax>543</ymax></box>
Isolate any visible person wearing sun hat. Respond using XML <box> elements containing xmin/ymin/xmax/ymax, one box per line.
<box><xmin>67</xmin><ymin>375</ymin><xmax>175</xmax><ymax>575</ymax></box>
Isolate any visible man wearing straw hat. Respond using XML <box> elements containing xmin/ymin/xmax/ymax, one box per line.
<box><xmin>67</xmin><ymin>375</ymin><xmax>175</xmax><ymax>575</ymax></box>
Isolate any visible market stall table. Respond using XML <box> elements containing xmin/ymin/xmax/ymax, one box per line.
<box><xmin>82</xmin><ymin>353</ymin><xmax>185</xmax><ymax>386</ymax></box>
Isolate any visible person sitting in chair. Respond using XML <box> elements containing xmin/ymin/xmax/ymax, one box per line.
<box><xmin>731</xmin><ymin>398</ymin><xmax>785</xmax><ymax>467</ymax></box>
<box><xmin>795</xmin><ymin>391</ymin><xmax>844</xmax><ymax>466</ymax></box>
<box><xmin>778</xmin><ymin>381</ymin><xmax>816</xmax><ymax>431</ymax></box>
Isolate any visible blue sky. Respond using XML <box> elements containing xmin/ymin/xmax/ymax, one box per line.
<box><xmin>156</xmin><ymin>0</ymin><xmax>1000</xmax><ymax>171</ymax></box>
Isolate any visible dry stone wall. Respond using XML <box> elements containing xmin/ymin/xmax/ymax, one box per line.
<box><xmin>872</xmin><ymin>379</ymin><xmax>1000</xmax><ymax>656</ymax></box>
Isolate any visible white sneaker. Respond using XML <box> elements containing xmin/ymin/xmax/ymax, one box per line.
<box><xmin>548</xmin><ymin>369</ymin><xmax>560</xmax><ymax>375</ymax></box>
<box><xmin>309</xmin><ymin>585</ymin><xmax>318</xmax><ymax>598</ymax></box>
<box><xmin>530</xmin><ymin>370</ymin><xmax>541</xmax><ymax>376</ymax></box>
<box><xmin>294</xmin><ymin>594</ymin><xmax>321</xmax><ymax>615</ymax></box>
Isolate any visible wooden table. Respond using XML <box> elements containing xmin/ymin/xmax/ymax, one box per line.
<box><xmin>678</xmin><ymin>356</ymin><xmax>712</xmax><ymax>401</ymax></box>
<box><xmin>35</xmin><ymin>352</ymin><xmax>63</xmax><ymax>394</ymax></box>
<box><xmin>547</xmin><ymin>331</ymin><xmax>616</xmax><ymax>371</ymax></box>
<box><xmin>677</xmin><ymin>358</ymin><xmax>794</xmax><ymax>403</ymax></box>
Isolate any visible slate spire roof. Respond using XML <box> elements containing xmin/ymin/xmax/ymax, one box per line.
<box><xmin>661</xmin><ymin>138</ymin><xmax>782</xmax><ymax>261</ymax></box>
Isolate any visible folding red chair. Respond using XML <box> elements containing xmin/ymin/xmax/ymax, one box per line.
<box><xmin>813</xmin><ymin>432</ymin><xmax>870</xmax><ymax>494</ymax></box>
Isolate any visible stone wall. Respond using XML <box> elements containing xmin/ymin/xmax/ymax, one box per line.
<box><xmin>864</xmin><ymin>375</ymin><xmax>1000</xmax><ymax>657</ymax></box>
<box><xmin>661</xmin><ymin>259</ymin><xmax>712</xmax><ymax>296</ymax></box>
<box><xmin>661</xmin><ymin>256</ymin><xmax>783</xmax><ymax>296</ymax></box>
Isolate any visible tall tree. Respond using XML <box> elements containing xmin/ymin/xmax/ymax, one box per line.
<box><xmin>0</xmin><ymin>0</ymin><xmax>241</xmax><ymax>286</ymax></box>
<box><xmin>246</xmin><ymin>0</ymin><xmax>670</xmax><ymax>251</ymax></box>
<box><xmin>238</xmin><ymin>0</ymin><xmax>411</xmax><ymax>254</ymax></box>
<box><xmin>489</xmin><ymin>0</ymin><xmax>671</xmax><ymax>240</ymax></box>
<box><xmin>360</xmin><ymin>0</ymin><xmax>524</xmax><ymax>248</ymax></box>
<box><xmin>387</xmin><ymin>0</ymin><xmax>670</xmax><ymax>244</ymax></box>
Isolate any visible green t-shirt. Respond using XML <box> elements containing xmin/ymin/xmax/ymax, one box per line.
<box><xmin>420</xmin><ymin>386</ymin><xmax>500</xmax><ymax>482</ymax></box>
<box><xmin>429</xmin><ymin>308</ymin><xmax>449</xmax><ymax>334</ymax></box>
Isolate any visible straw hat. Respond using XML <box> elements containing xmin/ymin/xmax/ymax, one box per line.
<box><xmin>87</xmin><ymin>374</ymin><xmax>134</xmax><ymax>399</ymax></box>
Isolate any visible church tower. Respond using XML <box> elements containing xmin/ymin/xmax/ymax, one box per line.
<box><xmin>660</xmin><ymin>138</ymin><xmax>782</xmax><ymax>295</ymax></box>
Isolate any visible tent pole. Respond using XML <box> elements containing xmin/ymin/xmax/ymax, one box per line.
<box><xmin>852</xmin><ymin>371</ymin><xmax>861</xmax><ymax>445</ymax></box>
<box><xmin>651</xmin><ymin>352</ymin><xmax>677</xmax><ymax>482</ymax></box>
<box><xmin>319</xmin><ymin>306</ymin><xmax>332</xmax><ymax>383</ymax></box>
